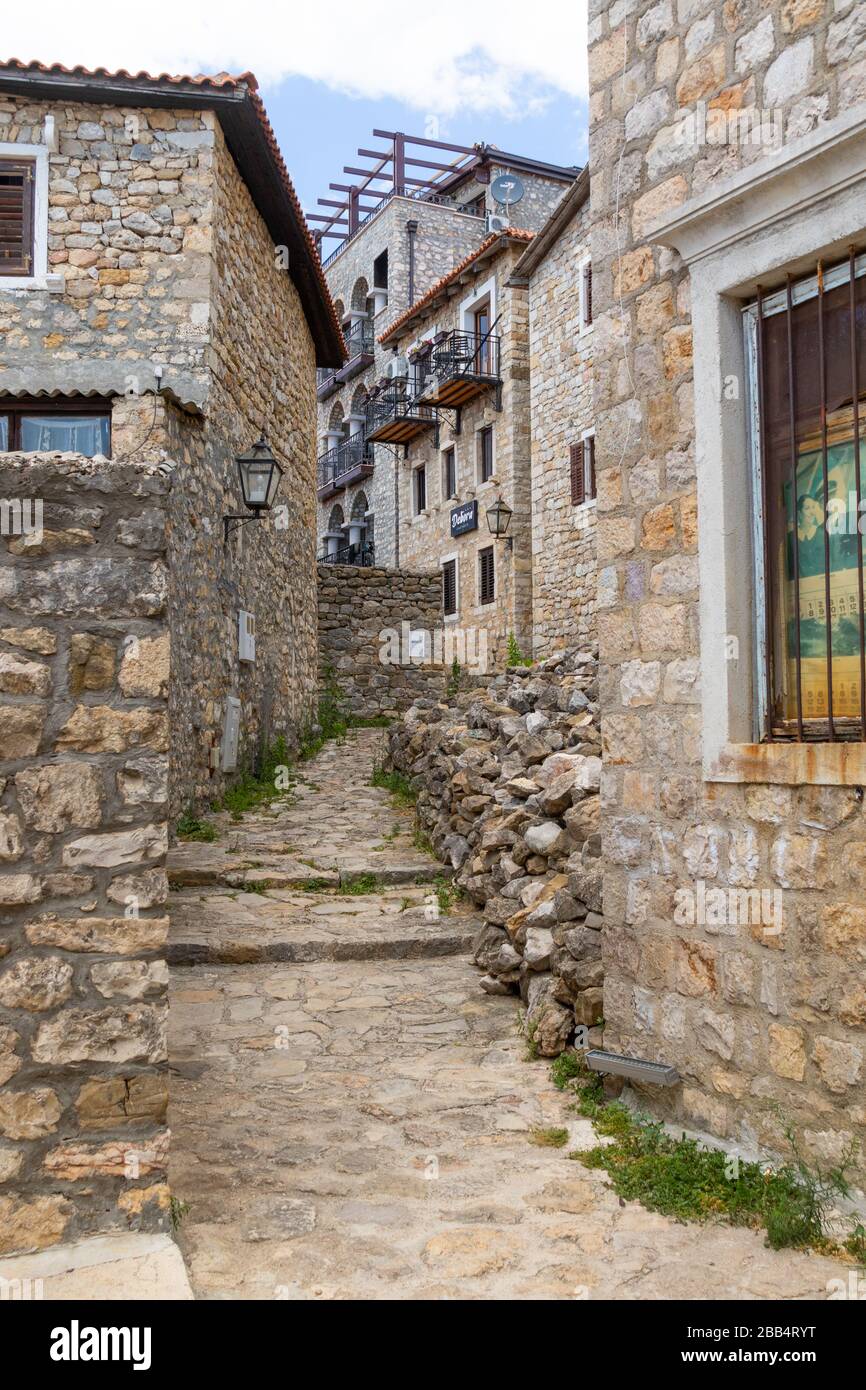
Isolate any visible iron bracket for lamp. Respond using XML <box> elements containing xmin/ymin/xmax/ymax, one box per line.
<box><xmin>223</xmin><ymin>512</ymin><xmax>264</xmax><ymax>542</ymax></box>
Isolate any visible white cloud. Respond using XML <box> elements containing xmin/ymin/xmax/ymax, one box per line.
<box><xmin>5</xmin><ymin>0</ymin><xmax>588</xmax><ymax>116</ymax></box>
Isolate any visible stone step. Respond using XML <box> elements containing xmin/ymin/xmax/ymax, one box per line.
<box><xmin>168</xmin><ymin>845</ymin><xmax>451</xmax><ymax>891</ymax></box>
<box><xmin>168</xmin><ymin>886</ymin><xmax>478</xmax><ymax>966</ymax></box>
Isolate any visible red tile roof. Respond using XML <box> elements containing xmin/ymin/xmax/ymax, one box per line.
<box><xmin>0</xmin><ymin>59</ymin><xmax>346</xmax><ymax>366</ymax></box>
<box><xmin>378</xmin><ymin>228</ymin><xmax>535</xmax><ymax>343</ymax></box>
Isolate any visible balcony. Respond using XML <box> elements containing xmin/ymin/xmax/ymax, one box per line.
<box><xmin>316</xmin><ymin>434</ymin><xmax>374</xmax><ymax>500</ymax></box>
<box><xmin>365</xmin><ymin>385</ymin><xmax>435</xmax><ymax>444</ymax></box>
<box><xmin>417</xmin><ymin>330</ymin><xmax>501</xmax><ymax>408</ymax></box>
<box><xmin>318</xmin><ymin>540</ymin><xmax>375</xmax><ymax>567</ymax></box>
<box><xmin>317</xmin><ymin>319</ymin><xmax>376</xmax><ymax>401</ymax></box>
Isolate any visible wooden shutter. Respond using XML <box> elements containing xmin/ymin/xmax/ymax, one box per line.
<box><xmin>442</xmin><ymin>559</ymin><xmax>457</xmax><ymax>616</ymax></box>
<box><xmin>0</xmin><ymin>160</ymin><xmax>35</xmax><ymax>276</ymax></box>
<box><xmin>584</xmin><ymin>261</ymin><xmax>593</xmax><ymax>326</ymax></box>
<box><xmin>586</xmin><ymin>435</ymin><xmax>596</xmax><ymax>499</ymax></box>
<box><xmin>415</xmin><ymin>465</ymin><xmax>426</xmax><ymax>513</ymax></box>
<box><xmin>479</xmin><ymin>546</ymin><xmax>495</xmax><ymax>605</ymax></box>
<box><xmin>570</xmin><ymin>441</ymin><xmax>585</xmax><ymax>505</ymax></box>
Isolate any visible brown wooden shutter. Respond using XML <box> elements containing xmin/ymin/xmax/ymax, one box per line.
<box><xmin>442</xmin><ymin>559</ymin><xmax>457</xmax><ymax>616</ymax></box>
<box><xmin>479</xmin><ymin>546</ymin><xmax>495</xmax><ymax>605</ymax></box>
<box><xmin>0</xmin><ymin>159</ymin><xmax>35</xmax><ymax>276</ymax></box>
<box><xmin>587</xmin><ymin>435</ymin><xmax>596</xmax><ymax>499</ymax></box>
<box><xmin>570</xmin><ymin>441</ymin><xmax>585</xmax><ymax>505</ymax></box>
<box><xmin>584</xmin><ymin>261</ymin><xmax>592</xmax><ymax>325</ymax></box>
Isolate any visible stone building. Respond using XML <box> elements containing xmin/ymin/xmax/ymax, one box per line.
<box><xmin>312</xmin><ymin>140</ymin><xmax>577</xmax><ymax>570</ymax></box>
<box><xmin>510</xmin><ymin>170</ymin><xmax>596</xmax><ymax>658</ymax></box>
<box><xmin>0</xmin><ymin>61</ymin><xmax>341</xmax><ymax>1253</ymax></box>
<box><xmin>376</xmin><ymin>229</ymin><xmax>536</xmax><ymax>673</ymax></box>
<box><xmin>588</xmin><ymin>2</ymin><xmax>866</xmax><ymax>1174</ymax></box>
<box><xmin>0</xmin><ymin>60</ymin><xmax>344</xmax><ymax>817</ymax></box>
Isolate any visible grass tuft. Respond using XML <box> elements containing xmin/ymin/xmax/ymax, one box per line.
<box><xmin>176</xmin><ymin>810</ymin><xmax>217</xmax><ymax>842</ymax></box>
<box><xmin>529</xmin><ymin>1126</ymin><xmax>570</xmax><ymax>1148</ymax></box>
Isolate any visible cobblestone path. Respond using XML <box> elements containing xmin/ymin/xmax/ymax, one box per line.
<box><xmin>167</xmin><ymin>730</ymin><xmax>848</xmax><ymax>1300</ymax></box>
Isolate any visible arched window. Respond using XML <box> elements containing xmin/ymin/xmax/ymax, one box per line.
<box><xmin>327</xmin><ymin>504</ymin><xmax>345</xmax><ymax>532</ymax></box>
<box><xmin>328</xmin><ymin>401</ymin><xmax>344</xmax><ymax>432</ymax></box>
<box><xmin>333</xmin><ymin>298</ymin><xmax>345</xmax><ymax>324</ymax></box>
<box><xmin>350</xmin><ymin>491</ymin><xmax>368</xmax><ymax>522</ymax></box>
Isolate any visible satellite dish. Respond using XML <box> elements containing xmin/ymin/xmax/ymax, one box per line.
<box><xmin>491</xmin><ymin>173</ymin><xmax>525</xmax><ymax>208</ymax></box>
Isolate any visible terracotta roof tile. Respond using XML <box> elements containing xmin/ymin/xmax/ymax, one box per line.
<box><xmin>378</xmin><ymin>228</ymin><xmax>535</xmax><ymax>343</ymax></box>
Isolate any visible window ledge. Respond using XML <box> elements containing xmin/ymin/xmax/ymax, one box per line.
<box><xmin>707</xmin><ymin>741</ymin><xmax>866</xmax><ymax>787</ymax></box>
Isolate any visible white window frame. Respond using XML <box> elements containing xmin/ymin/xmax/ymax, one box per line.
<box><xmin>441</xmin><ymin>551</ymin><xmax>459</xmax><ymax>623</ymax></box>
<box><xmin>580</xmin><ymin>425</ymin><xmax>597</xmax><ymax>505</ymax></box>
<box><xmin>652</xmin><ymin>105</ymin><xmax>866</xmax><ymax>786</ymax></box>
<box><xmin>0</xmin><ymin>142</ymin><xmax>49</xmax><ymax>289</ymax></box>
<box><xmin>460</xmin><ymin>274</ymin><xmax>496</xmax><ymax>334</ymax></box>
<box><xmin>413</xmin><ymin>461</ymin><xmax>427</xmax><ymax>516</ymax></box>
<box><xmin>578</xmin><ymin>254</ymin><xmax>592</xmax><ymax>334</ymax></box>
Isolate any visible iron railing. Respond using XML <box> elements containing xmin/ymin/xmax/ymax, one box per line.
<box><xmin>430</xmin><ymin>329</ymin><xmax>501</xmax><ymax>382</ymax></box>
<box><xmin>365</xmin><ymin>385</ymin><xmax>435</xmax><ymax>437</ymax></box>
<box><xmin>317</xmin><ymin>435</ymin><xmax>373</xmax><ymax>491</ymax></box>
<box><xmin>318</xmin><ymin>540</ymin><xmax>375</xmax><ymax>567</ymax></box>
<box><xmin>344</xmin><ymin>317</ymin><xmax>375</xmax><ymax>358</ymax></box>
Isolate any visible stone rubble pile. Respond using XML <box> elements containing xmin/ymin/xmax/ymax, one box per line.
<box><xmin>386</xmin><ymin>647</ymin><xmax>604</xmax><ymax>1056</ymax></box>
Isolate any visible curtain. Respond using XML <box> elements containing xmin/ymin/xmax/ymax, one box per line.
<box><xmin>20</xmin><ymin>415</ymin><xmax>109</xmax><ymax>456</ymax></box>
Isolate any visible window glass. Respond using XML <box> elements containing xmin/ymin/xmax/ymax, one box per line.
<box><xmin>20</xmin><ymin>414</ymin><xmax>110</xmax><ymax>456</ymax></box>
<box><xmin>751</xmin><ymin>257</ymin><xmax>866</xmax><ymax>738</ymax></box>
<box><xmin>0</xmin><ymin>416</ymin><xmax>8</xmax><ymax>449</ymax></box>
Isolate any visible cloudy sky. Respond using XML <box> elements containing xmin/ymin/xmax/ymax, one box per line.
<box><xmin>4</xmin><ymin>1</ymin><xmax>589</xmax><ymax>238</ymax></box>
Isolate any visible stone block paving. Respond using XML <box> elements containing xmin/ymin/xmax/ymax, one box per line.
<box><xmin>168</xmin><ymin>731</ymin><xmax>849</xmax><ymax>1300</ymax></box>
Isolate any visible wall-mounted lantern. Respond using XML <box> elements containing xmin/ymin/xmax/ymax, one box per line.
<box><xmin>485</xmin><ymin>496</ymin><xmax>513</xmax><ymax>541</ymax></box>
<box><xmin>224</xmin><ymin>435</ymin><xmax>284</xmax><ymax>541</ymax></box>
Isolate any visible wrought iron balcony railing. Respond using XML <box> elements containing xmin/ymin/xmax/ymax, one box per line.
<box><xmin>344</xmin><ymin>317</ymin><xmax>375</xmax><ymax>358</ymax></box>
<box><xmin>417</xmin><ymin>330</ymin><xmax>501</xmax><ymax>407</ymax></box>
<box><xmin>316</xmin><ymin>435</ymin><xmax>374</xmax><ymax>496</ymax></box>
<box><xmin>365</xmin><ymin>386</ymin><xmax>435</xmax><ymax>444</ymax></box>
<box><xmin>318</xmin><ymin>540</ymin><xmax>375</xmax><ymax>567</ymax></box>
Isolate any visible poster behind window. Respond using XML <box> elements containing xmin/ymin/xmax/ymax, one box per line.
<box><xmin>781</xmin><ymin>405</ymin><xmax>865</xmax><ymax>720</ymax></box>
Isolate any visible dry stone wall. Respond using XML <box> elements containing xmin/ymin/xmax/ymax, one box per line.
<box><xmin>0</xmin><ymin>455</ymin><xmax>170</xmax><ymax>1256</ymax></box>
<box><xmin>387</xmin><ymin>648</ymin><xmax>605</xmax><ymax>1054</ymax></box>
<box><xmin>317</xmin><ymin>563</ymin><xmax>445</xmax><ymax>717</ymax></box>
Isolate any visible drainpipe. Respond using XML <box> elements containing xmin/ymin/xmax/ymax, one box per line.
<box><xmin>406</xmin><ymin>219</ymin><xmax>418</xmax><ymax>306</ymax></box>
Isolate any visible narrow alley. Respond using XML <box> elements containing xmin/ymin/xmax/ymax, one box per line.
<box><xmin>167</xmin><ymin>731</ymin><xmax>848</xmax><ymax>1300</ymax></box>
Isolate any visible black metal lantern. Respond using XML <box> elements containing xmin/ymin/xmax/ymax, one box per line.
<box><xmin>485</xmin><ymin>496</ymin><xmax>513</xmax><ymax>539</ymax></box>
<box><xmin>224</xmin><ymin>435</ymin><xmax>284</xmax><ymax>540</ymax></box>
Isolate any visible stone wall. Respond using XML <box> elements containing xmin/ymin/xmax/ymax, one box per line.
<box><xmin>0</xmin><ymin>91</ymin><xmax>322</xmax><ymax>821</ymax></box>
<box><xmin>317</xmin><ymin>562</ymin><xmax>446</xmax><ymax>717</ymax></box>
<box><xmin>0</xmin><ymin>454</ymin><xmax>171</xmax><ymax>1256</ymax></box>
<box><xmin>386</xmin><ymin>650</ymin><xmax>605</xmax><ymax>1053</ymax></box>
<box><xmin>589</xmin><ymin>0</ymin><xmax>866</xmax><ymax>1174</ymax></box>
<box><xmin>526</xmin><ymin>199</ymin><xmax>596</xmax><ymax>658</ymax></box>
<box><xmin>167</xmin><ymin>125</ymin><xmax>319</xmax><ymax>817</ymax></box>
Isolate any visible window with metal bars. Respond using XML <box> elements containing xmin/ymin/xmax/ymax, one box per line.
<box><xmin>414</xmin><ymin>463</ymin><xmax>426</xmax><ymax>514</ymax></box>
<box><xmin>442</xmin><ymin>558</ymin><xmax>457</xmax><ymax>616</ymax></box>
<box><xmin>583</xmin><ymin>260</ymin><xmax>593</xmax><ymax>327</ymax></box>
<box><xmin>570</xmin><ymin>435</ymin><xmax>596</xmax><ymax>505</ymax></box>
<box><xmin>478</xmin><ymin>545</ymin><xmax>495</xmax><ymax>605</ymax></box>
<box><xmin>0</xmin><ymin>158</ymin><xmax>35</xmax><ymax>276</ymax></box>
<box><xmin>747</xmin><ymin>249</ymin><xmax>865</xmax><ymax>743</ymax></box>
